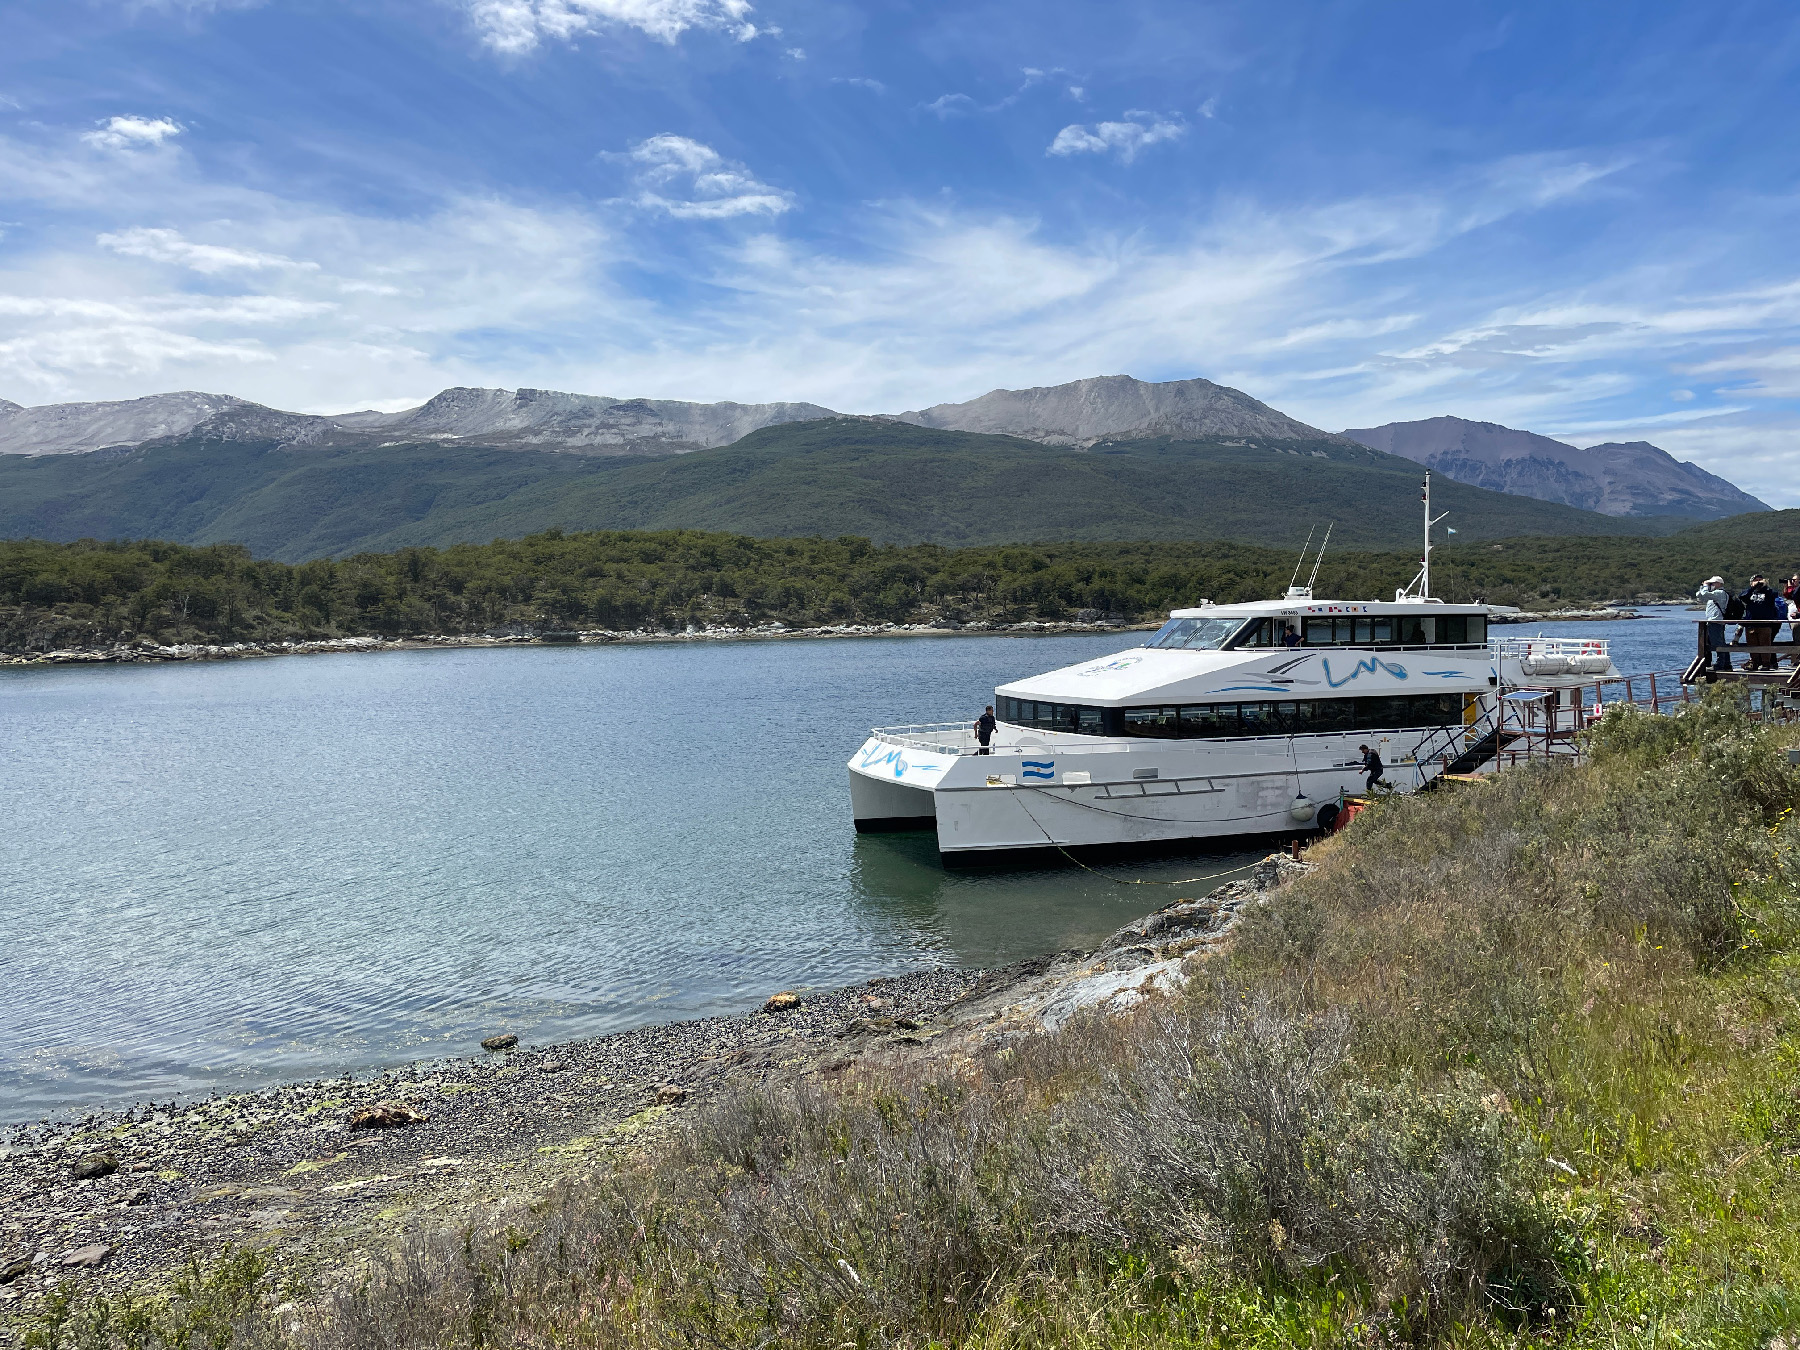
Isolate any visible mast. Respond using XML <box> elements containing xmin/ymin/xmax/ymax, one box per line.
<box><xmin>1420</xmin><ymin>472</ymin><xmax>1448</xmax><ymax>599</ymax></box>
<box><xmin>1422</xmin><ymin>473</ymin><xmax>1431</xmax><ymax>599</ymax></box>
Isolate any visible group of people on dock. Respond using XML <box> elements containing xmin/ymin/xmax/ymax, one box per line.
<box><xmin>1697</xmin><ymin>574</ymin><xmax>1800</xmax><ymax>671</ymax></box>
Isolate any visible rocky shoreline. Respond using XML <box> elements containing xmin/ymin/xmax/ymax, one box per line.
<box><xmin>0</xmin><ymin>607</ymin><xmax>1655</xmax><ymax>669</ymax></box>
<box><xmin>0</xmin><ymin>619</ymin><xmax>1154</xmax><ymax>668</ymax></box>
<box><xmin>0</xmin><ymin>855</ymin><xmax>1298</xmax><ymax>1327</ymax></box>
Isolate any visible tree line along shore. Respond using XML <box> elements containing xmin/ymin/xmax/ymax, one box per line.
<box><xmin>6</xmin><ymin>688</ymin><xmax>1800</xmax><ymax>1348</ymax></box>
<box><xmin>2</xmin><ymin>518</ymin><xmax>1796</xmax><ymax>655</ymax></box>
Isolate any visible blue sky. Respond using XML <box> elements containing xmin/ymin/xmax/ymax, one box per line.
<box><xmin>3</xmin><ymin>1</ymin><xmax>1800</xmax><ymax>500</ymax></box>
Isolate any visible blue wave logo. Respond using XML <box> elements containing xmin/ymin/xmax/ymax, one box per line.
<box><xmin>1321</xmin><ymin>656</ymin><xmax>1409</xmax><ymax>688</ymax></box>
<box><xmin>1078</xmin><ymin>657</ymin><xmax>1141</xmax><ymax>676</ymax></box>
<box><xmin>1021</xmin><ymin>760</ymin><xmax>1055</xmax><ymax>780</ymax></box>
<box><xmin>859</xmin><ymin>745</ymin><xmax>909</xmax><ymax>778</ymax></box>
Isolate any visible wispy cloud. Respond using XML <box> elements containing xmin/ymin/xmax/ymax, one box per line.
<box><xmin>98</xmin><ymin>227</ymin><xmax>319</xmax><ymax>274</ymax></box>
<box><xmin>81</xmin><ymin>115</ymin><xmax>182</xmax><ymax>151</ymax></box>
<box><xmin>830</xmin><ymin>76</ymin><xmax>885</xmax><ymax>94</ymax></box>
<box><xmin>922</xmin><ymin>67</ymin><xmax>1070</xmax><ymax>119</ymax></box>
<box><xmin>464</xmin><ymin>0</ymin><xmax>757</xmax><ymax>53</ymax></box>
<box><xmin>1047</xmin><ymin>112</ymin><xmax>1185</xmax><ymax>162</ymax></box>
<box><xmin>923</xmin><ymin>92</ymin><xmax>976</xmax><ymax>119</ymax></box>
<box><xmin>623</xmin><ymin>134</ymin><xmax>793</xmax><ymax>218</ymax></box>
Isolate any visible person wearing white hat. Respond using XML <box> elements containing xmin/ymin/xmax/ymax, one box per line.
<box><xmin>1696</xmin><ymin>575</ymin><xmax>1732</xmax><ymax>671</ymax></box>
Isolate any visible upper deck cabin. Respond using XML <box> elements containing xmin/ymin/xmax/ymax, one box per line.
<box><xmin>1150</xmin><ymin>597</ymin><xmax>1491</xmax><ymax>654</ymax></box>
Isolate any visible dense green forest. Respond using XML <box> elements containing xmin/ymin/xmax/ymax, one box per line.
<box><xmin>0</xmin><ymin>420</ymin><xmax>1684</xmax><ymax>562</ymax></box>
<box><xmin>2</xmin><ymin>516</ymin><xmax>1796</xmax><ymax>652</ymax></box>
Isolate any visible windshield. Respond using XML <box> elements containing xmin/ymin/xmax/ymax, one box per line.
<box><xmin>1143</xmin><ymin>616</ymin><xmax>1245</xmax><ymax>651</ymax></box>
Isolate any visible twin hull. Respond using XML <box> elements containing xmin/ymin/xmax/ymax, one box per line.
<box><xmin>848</xmin><ymin>729</ymin><xmax>1425</xmax><ymax>854</ymax></box>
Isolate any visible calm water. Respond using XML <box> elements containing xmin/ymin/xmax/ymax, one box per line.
<box><xmin>0</xmin><ymin>609</ymin><xmax>1704</xmax><ymax>1121</ymax></box>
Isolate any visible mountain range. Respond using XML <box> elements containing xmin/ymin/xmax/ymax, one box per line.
<box><xmin>0</xmin><ymin>375</ymin><xmax>1770</xmax><ymax>561</ymax></box>
<box><xmin>1341</xmin><ymin>415</ymin><xmax>1768</xmax><ymax>520</ymax></box>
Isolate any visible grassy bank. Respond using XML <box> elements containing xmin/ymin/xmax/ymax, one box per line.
<box><xmin>3</xmin><ymin>517</ymin><xmax>1797</xmax><ymax>653</ymax></box>
<box><xmin>22</xmin><ymin>688</ymin><xmax>1800</xmax><ymax>1348</ymax></box>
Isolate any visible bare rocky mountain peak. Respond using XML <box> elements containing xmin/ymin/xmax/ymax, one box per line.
<box><xmin>339</xmin><ymin>385</ymin><xmax>842</xmax><ymax>454</ymax></box>
<box><xmin>0</xmin><ymin>384</ymin><xmax>844</xmax><ymax>458</ymax></box>
<box><xmin>0</xmin><ymin>391</ymin><xmax>260</xmax><ymax>457</ymax></box>
<box><xmin>1342</xmin><ymin>414</ymin><xmax>1769</xmax><ymax>520</ymax></box>
<box><xmin>0</xmin><ymin>398</ymin><xmax>23</xmax><ymax>415</ymax></box>
<box><xmin>895</xmin><ymin>374</ymin><xmax>1342</xmax><ymax>446</ymax></box>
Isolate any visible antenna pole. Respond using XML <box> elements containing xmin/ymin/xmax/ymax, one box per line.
<box><xmin>1305</xmin><ymin>523</ymin><xmax>1333</xmax><ymax>593</ymax></box>
<box><xmin>1288</xmin><ymin>526</ymin><xmax>1315</xmax><ymax>593</ymax></box>
<box><xmin>1422</xmin><ymin>474</ymin><xmax>1431</xmax><ymax>599</ymax></box>
<box><xmin>1417</xmin><ymin>473</ymin><xmax>1450</xmax><ymax>600</ymax></box>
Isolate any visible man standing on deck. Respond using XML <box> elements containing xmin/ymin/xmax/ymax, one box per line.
<box><xmin>1357</xmin><ymin>743</ymin><xmax>1384</xmax><ymax>792</ymax></box>
<box><xmin>974</xmin><ymin>704</ymin><xmax>996</xmax><ymax>755</ymax></box>
<box><xmin>1742</xmin><ymin>575</ymin><xmax>1782</xmax><ymax>671</ymax></box>
<box><xmin>1698</xmin><ymin>576</ymin><xmax>1732</xmax><ymax>671</ymax></box>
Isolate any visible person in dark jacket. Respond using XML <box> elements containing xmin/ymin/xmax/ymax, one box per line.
<box><xmin>1741</xmin><ymin>575</ymin><xmax>1782</xmax><ymax>670</ymax></box>
<box><xmin>974</xmin><ymin>705</ymin><xmax>997</xmax><ymax>755</ymax></box>
<box><xmin>1357</xmin><ymin>743</ymin><xmax>1384</xmax><ymax>792</ymax></box>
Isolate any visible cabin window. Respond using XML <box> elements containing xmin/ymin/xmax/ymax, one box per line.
<box><xmin>1143</xmin><ymin>617</ymin><xmax>1243</xmax><ymax>651</ymax></box>
<box><xmin>1394</xmin><ymin>615</ymin><xmax>1430</xmax><ymax>645</ymax></box>
<box><xmin>1179</xmin><ymin>704</ymin><xmax>1236</xmax><ymax>735</ymax></box>
<box><xmin>995</xmin><ymin>692</ymin><xmax>1468</xmax><ymax>737</ymax></box>
<box><xmin>1433</xmin><ymin>614</ymin><xmax>1485</xmax><ymax>644</ymax></box>
<box><xmin>1121</xmin><ymin>707</ymin><xmax>1179</xmax><ymax>737</ymax></box>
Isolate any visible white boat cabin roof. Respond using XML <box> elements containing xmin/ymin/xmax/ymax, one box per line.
<box><xmin>996</xmin><ymin>593</ymin><xmax>1496</xmax><ymax>708</ymax></box>
<box><xmin>1169</xmin><ymin>596</ymin><xmax>1491</xmax><ymax>619</ymax></box>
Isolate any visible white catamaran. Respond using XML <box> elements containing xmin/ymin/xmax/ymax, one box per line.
<box><xmin>846</xmin><ymin>476</ymin><xmax>1623</xmax><ymax>856</ymax></box>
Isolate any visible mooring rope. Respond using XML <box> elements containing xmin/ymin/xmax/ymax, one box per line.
<box><xmin>1008</xmin><ymin>787</ymin><xmax>1267</xmax><ymax>887</ymax></box>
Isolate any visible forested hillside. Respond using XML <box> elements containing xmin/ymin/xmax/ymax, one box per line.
<box><xmin>3</xmin><ymin>518</ymin><xmax>1795</xmax><ymax>653</ymax></box>
<box><xmin>0</xmin><ymin>419</ymin><xmax>1681</xmax><ymax>562</ymax></box>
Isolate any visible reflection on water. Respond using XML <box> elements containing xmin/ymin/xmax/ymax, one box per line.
<box><xmin>846</xmin><ymin>831</ymin><xmax>1262</xmax><ymax>967</ymax></box>
<box><xmin>0</xmin><ymin>606</ymin><xmax>1704</xmax><ymax>1120</ymax></box>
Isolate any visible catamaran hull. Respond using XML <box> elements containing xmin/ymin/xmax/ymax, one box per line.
<box><xmin>848</xmin><ymin>733</ymin><xmax>1409</xmax><ymax>855</ymax></box>
<box><xmin>848</xmin><ymin>771</ymin><xmax>937</xmax><ymax>832</ymax></box>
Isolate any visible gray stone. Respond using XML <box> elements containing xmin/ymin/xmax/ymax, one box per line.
<box><xmin>480</xmin><ymin>1034</ymin><xmax>519</xmax><ymax>1051</ymax></box>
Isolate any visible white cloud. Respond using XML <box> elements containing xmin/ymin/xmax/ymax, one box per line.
<box><xmin>1681</xmin><ymin>345</ymin><xmax>1800</xmax><ymax>397</ymax></box>
<box><xmin>1199</xmin><ymin>97</ymin><xmax>1218</xmax><ymax>119</ymax></box>
<box><xmin>1048</xmin><ymin>112</ymin><xmax>1185</xmax><ymax>162</ymax></box>
<box><xmin>624</xmin><ymin>134</ymin><xmax>793</xmax><ymax>219</ymax></box>
<box><xmin>97</xmin><ymin>227</ymin><xmax>320</xmax><ymax>274</ymax></box>
<box><xmin>464</xmin><ymin>0</ymin><xmax>756</xmax><ymax>53</ymax></box>
<box><xmin>830</xmin><ymin>77</ymin><xmax>885</xmax><ymax>93</ymax></box>
<box><xmin>924</xmin><ymin>93</ymin><xmax>976</xmax><ymax>118</ymax></box>
<box><xmin>81</xmin><ymin>116</ymin><xmax>182</xmax><ymax>151</ymax></box>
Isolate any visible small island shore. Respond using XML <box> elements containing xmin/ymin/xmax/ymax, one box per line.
<box><xmin>0</xmin><ymin>606</ymin><xmax>1648</xmax><ymax>669</ymax></box>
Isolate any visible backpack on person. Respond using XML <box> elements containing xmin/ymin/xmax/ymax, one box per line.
<box><xmin>1725</xmin><ymin>594</ymin><xmax>1746</xmax><ymax>621</ymax></box>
